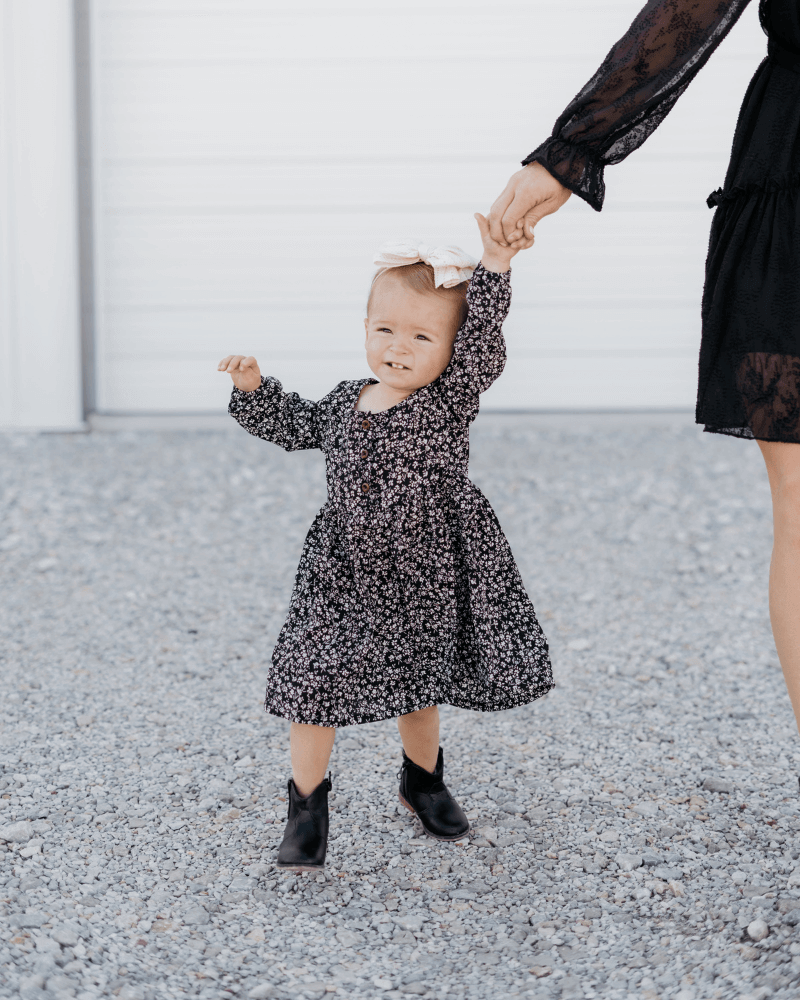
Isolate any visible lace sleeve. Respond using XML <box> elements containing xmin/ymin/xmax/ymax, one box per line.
<box><xmin>524</xmin><ymin>0</ymin><xmax>759</xmax><ymax>211</ymax></box>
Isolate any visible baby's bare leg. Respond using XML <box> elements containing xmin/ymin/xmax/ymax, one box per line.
<box><xmin>290</xmin><ymin>723</ymin><xmax>335</xmax><ymax>796</ymax></box>
<box><xmin>397</xmin><ymin>705</ymin><xmax>440</xmax><ymax>772</ymax></box>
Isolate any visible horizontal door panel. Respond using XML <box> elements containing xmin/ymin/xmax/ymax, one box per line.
<box><xmin>101</xmin><ymin>157</ymin><xmax>735</xmax><ymax>212</ymax></box>
<box><xmin>481</xmin><ymin>353</ymin><xmax>699</xmax><ymax>410</ymax></box>
<box><xmin>98</xmin><ymin>302</ymin><xmax>702</xmax><ymax>412</ymax></box>
<box><xmin>97</xmin><ymin>4</ymin><xmax>765</xmax><ymax>63</ymax></box>
<box><xmin>99</xmin><ymin>351</ymin><xmax>700</xmax><ymax>413</ymax></box>
<box><xmin>96</xmin><ymin>56</ymin><xmax>761</xmax><ymax>163</ymax></box>
<box><xmin>99</xmin><ymin>207</ymin><xmax>711</xmax><ymax>307</ymax></box>
<box><xmin>102</xmin><ymin>303</ymin><xmax>701</xmax><ymax>360</ymax></box>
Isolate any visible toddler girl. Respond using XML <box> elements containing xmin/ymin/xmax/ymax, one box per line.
<box><xmin>218</xmin><ymin>214</ymin><xmax>553</xmax><ymax>871</ymax></box>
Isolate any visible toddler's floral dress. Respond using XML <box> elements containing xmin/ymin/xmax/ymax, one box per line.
<box><xmin>229</xmin><ymin>264</ymin><xmax>553</xmax><ymax>727</ymax></box>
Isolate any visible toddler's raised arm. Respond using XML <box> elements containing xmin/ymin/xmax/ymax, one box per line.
<box><xmin>433</xmin><ymin>213</ymin><xmax>530</xmax><ymax>414</ymax></box>
<box><xmin>434</xmin><ymin>264</ymin><xmax>512</xmax><ymax>410</ymax></box>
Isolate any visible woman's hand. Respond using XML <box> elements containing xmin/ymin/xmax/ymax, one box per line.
<box><xmin>217</xmin><ymin>355</ymin><xmax>262</xmax><ymax>392</ymax></box>
<box><xmin>474</xmin><ymin>212</ymin><xmax>533</xmax><ymax>273</ymax></box>
<box><xmin>487</xmin><ymin>162</ymin><xmax>572</xmax><ymax>246</ymax></box>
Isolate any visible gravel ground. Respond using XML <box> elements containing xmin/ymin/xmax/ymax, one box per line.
<box><xmin>2</xmin><ymin>413</ymin><xmax>800</xmax><ymax>1000</ymax></box>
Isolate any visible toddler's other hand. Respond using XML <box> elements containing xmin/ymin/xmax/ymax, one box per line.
<box><xmin>474</xmin><ymin>212</ymin><xmax>533</xmax><ymax>273</ymax></box>
<box><xmin>217</xmin><ymin>355</ymin><xmax>262</xmax><ymax>392</ymax></box>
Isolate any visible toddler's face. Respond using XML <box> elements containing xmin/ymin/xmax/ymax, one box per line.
<box><xmin>364</xmin><ymin>276</ymin><xmax>461</xmax><ymax>395</ymax></box>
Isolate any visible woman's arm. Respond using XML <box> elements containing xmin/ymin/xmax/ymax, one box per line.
<box><xmin>489</xmin><ymin>0</ymin><xmax>755</xmax><ymax>242</ymax></box>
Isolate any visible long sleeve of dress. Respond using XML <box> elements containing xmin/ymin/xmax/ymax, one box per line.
<box><xmin>525</xmin><ymin>0</ymin><xmax>756</xmax><ymax>211</ymax></box>
<box><xmin>229</xmin><ymin>376</ymin><xmax>322</xmax><ymax>451</ymax></box>
<box><xmin>433</xmin><ymin>264</ymin><xmax>510</xmax><ymax>414</ymax></box>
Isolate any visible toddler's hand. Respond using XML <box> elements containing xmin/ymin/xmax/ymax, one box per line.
<box><xmin>474</xmin><ymin>212</ymin><xmax>534</xmax><ymax>273</ymax></box>
<box><xmin>217</xmin><ymin>355</ymin><xmax>262</xmax><ymax>392</ymax></box>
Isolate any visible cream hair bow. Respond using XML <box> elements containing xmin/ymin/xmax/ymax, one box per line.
<box><xmin>373</xmin><ymin>241</ymin><xmax>479</xmax><ymax>289</ymax></box>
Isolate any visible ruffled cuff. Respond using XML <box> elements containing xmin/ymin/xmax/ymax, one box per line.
<box><xmin>228</xmin><ymin>375</ymin><xmax>279</xmax><ymax>413</ymax></box>
<box><xmin>522</xmin><ymin>137</ymin><xmax>606</xmax><ymax>213</ymax></box>
<box><xmin>470</xmin><ymin>261</ymin><xmax>512</xmax><ymax>287</ymax></box>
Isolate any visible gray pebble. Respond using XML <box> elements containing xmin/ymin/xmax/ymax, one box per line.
<box><xmin>615</xmin><ymin>853</ymin><xmax>643</xmax><ymax>871</ymax></box>
<box><xmin>11</xmin><ymin>912</ymin><xmax>49</xmax><ymax>928</ymax></box>
<box><xmin>747</xmin><ymin>917</ymin><xmax>770</xmax><ymax>941</ymax></box>
<box><xmin>703</xmin><ymin>776</ymin><xmax>735</xmax><ymax>793</ymax></box>
<box><xmin>0</xmin><ymin>819</ymin><xmax>34</xmax><ymax>842</ymax></box>
<box><xmin>51</xmin><ymin>925</ymin><xmax>79</xmax><ymax>947</ymax></box>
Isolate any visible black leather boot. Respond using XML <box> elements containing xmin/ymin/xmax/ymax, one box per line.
<box><xmin>398</xmin><ymin>747</ymin><xmax>469</xmax><ymax>841</ymax></box>
<box><xmin>276</xmin><ymin>774</ymin><xmax>331</xmax><ymax>871</ymax></box>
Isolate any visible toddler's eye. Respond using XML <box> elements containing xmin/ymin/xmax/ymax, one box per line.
<box><xmin>415</xmin><ymin>334</ymin><xmax>430</xmax><ymax>341</ymax></box>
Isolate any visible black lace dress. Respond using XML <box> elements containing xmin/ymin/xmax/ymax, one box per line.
<box><xmin>527</xmin><ymin>0</ymin><xmax>800</xmax><ymax>442</ymax></box>
<box><xmin>229</xmin><ymin>266</ymin><xmax>553</xmax><ymax>728</ymax></box>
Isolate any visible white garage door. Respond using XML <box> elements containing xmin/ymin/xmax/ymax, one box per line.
<box><xmin>90</xmin><ymin>0</ymin><xmax>767</xmax><ymax>413</ymax></box>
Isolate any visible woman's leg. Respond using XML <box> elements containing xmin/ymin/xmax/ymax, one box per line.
<box><xmin>290</xmin><ymin>722</ymin><xmax>335</xmax><ymax>795</ymax></box>
<box><xmin>758</xmin><ymin>440</ymin><xmax>800</xmax><ymax>732</ymax></box>
<box><xmin>397</xmin><ymin>705</ymin><xmax>440</xmax><ymax>772</ymax></box>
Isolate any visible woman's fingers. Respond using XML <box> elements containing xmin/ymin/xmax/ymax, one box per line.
<box><xmin>509</xmin><ymin>231</ymin><xmax>535</xmax><ymax>249</ymax></box>
<box><xmin>487</xmin><ymin>185</ymin><xmax>515</xmax><ymax>246</ymax></box>
<box><xmin>501</xmin><ymin>195</ymin><xmax>533</xmax><ymax>244</ymax></box>
<box><xmin>520</xmin><ymin>207</ymin><xmax>546</xmax><ymax>238</ymax></box>
<box><xmin>240</xmin><ymin>356</ymin><xmax>257</xmax><ymax>372</ymax></box>
<box><xmin>514</xmin><ymin>236</ymin><xmax>535</xmax><ymax>251</ymax></box>
<box><xmin>217</xmin><ymin>355</ymin><xmax>234</xmax><ymax>371</ymax></box>
<box><xmin>507</xmin><ymin>234</ymin><xmax>535</xmax><ymax>253</ymax></box>
<box><xmin>494</xmin><ymin>163</ymin><xmax>573</xmax><ymax>243</ymax></box>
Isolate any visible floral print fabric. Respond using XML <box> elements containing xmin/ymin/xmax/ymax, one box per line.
<box><xmin>229</xmin><ymin>265</ymin><xmax>553</xmax><ymax>727</ymax></box>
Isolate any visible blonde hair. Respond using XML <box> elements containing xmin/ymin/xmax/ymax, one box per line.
<box><xmin>367</xmin><ymin>262</ymin><xmax>469</xmax><ymax>333</ymax></box>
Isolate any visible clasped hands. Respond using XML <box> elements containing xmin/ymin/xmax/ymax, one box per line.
<box><xmin>486</xmin><ymin>162</ymin><xmax>571</xmax><ymax>248</ymax></box>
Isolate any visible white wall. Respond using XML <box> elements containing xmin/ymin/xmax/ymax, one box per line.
<box><xmin>91</xmin><ymin>0</ymin><xmax>767</xmax><ymax>413</ymax></box>
<box><xmin>0</xmin><ymin>1</ymin><xmax>83</xmax><ymax>430</ymax></box>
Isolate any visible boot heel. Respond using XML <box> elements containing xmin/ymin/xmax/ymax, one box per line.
<box><xmin>398</xmin><ymin>793</ymin><xmax>415</xmax><ymax>813</ymax></box>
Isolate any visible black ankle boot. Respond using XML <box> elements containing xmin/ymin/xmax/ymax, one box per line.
<box><xmin>276</xmin><ymin>774</ymin><xmax>331</xmax><ymax>871</ymax></box>
<box><xmin>398</xmin><ymin>747</ymin><xmax>469</xmax><ymax>841</ymax></box>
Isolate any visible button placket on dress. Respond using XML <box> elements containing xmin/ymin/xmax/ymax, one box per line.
<box><xmin>359</xmin><ymin>414</ymin><xmax>371</xmax><ymax>496</ymax></box>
